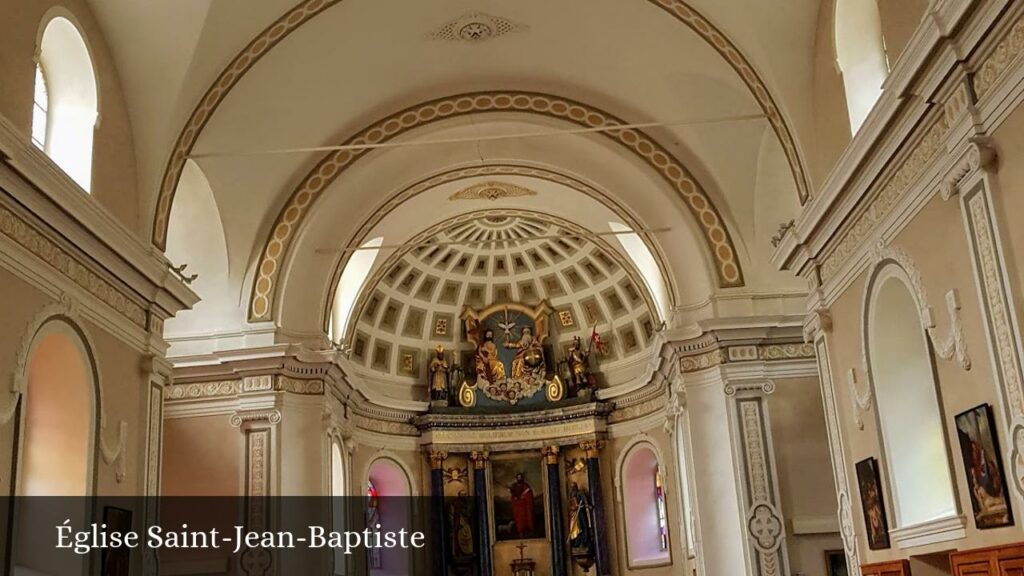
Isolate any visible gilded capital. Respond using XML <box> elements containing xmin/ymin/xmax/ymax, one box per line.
<box><xmin>579</xmin><ymin>439</ymin><xmax>605</xmax><ymax>459</ymax></box>
<box><xmin>541</xmin><ymin>445</ymin><xmax>560</xmax><ymax>465</ymax></box>
<box><xmin>428</xmin><ymin>449</ymin><xmax>448</xmax><ymax>470</ymax></box>
<box><xmin>470</xmin><ymin>450</ymin><xmax>490</xmax><ymax>469</ymax></box>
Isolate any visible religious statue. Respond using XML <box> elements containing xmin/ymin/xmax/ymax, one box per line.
<box><xmin>366</xmin><ymin>482</ymin><xmax>382</xmax><ymax>568</ymax></box>
<box><xmin>566</xmin><ymin>336</ymin><xmax>595</xmax><ymax>391</ymax></box>
<box><xmin>508</xmin><ymin>473</ymin><xmax>536</xmax><ymax>538</ymax></box>
<box><xmin>506</xmin><ymin>326</ymin><xmax>544</xmax><ymax>379</ymax></box>
<box><xmin>474</xmin><ymin>328</ymin><xmax>506</xmax><ymax>385</ymax></box>
<box><xmin>567</xmin><ymin>482</ymin><xmax>595</xmax><ymax>553</ymax></box>
<box><xmin>428</xmin><ymin>345</ymin><xmax>449</xmax><ymax>402</ymax></box>
<box><xmin>448</xmin><ymin>490</ymin><xmax>474</xmax><ymax>560</ymax></box>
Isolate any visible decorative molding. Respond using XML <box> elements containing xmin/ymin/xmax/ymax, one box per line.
<box><xmin>819</xmin><ymin>114</ymin><xmax>951</xmax><ymax>283</ymax></box>
<box><xmin>99</xmin><ymin>420</ymin><xmax>129</xmax><ymax>484</ymax></box>
<box><xmin>846</xmin><ymin>368</ymin><xmax>871</xmax><ymax>431</ymax></box>
<box><xmin>942</xmin><ymin>139</ymin><xmax>998</xmax><ymax>200</ymax></box>
<box><xmin>889</xmin><ymin>514</ymin><xmax>967</xmax><ymax>549</ymax></box>
<box><xmin>973</xmin><ymin>14</ymin><xmax>1024</xmax><ymax>99</ymax></box>
<box><xmin>165</xmin><ymin>376</ymin><xmax>324</xmax><ymax>401</ymax></box>
<box><xmin>734</xmin><ymin>397</ymin><xmax>788</xmax><ymax>576</ymax></box>
<box><xmin>725</xmin><ymin>380</ymin><xmax>775</xmax><ymax>397</ymax></box>
<box><xmin>0</xmin><ymin>204</ymin><xmax>147</xmax><ymax>327</ymax></box>
<box><xmin>814</xmin><ymin>338</ymin><xmax>862</xmax><ymax>575</ymax></box>
<box><xmin>866</xmin><ymin>244</ymin><xmax>971</xmax><ymax>371</ymax></box>
<box><xmin>448</xmin><ymin>180</ymin><xmax>537</xmax><ymax>201</ymax></box>
<box><xmin>249</xmin><ymin>91</ymin><xmax>744</xmax><ymax>321</ymax></box>
<box><xmin>230</xmin><ymin>409</ymin><xmax>283</xmax><ymax>428</ymax></box>
<box><xmin>428</xmin><ymin>11</ymin><xmax>527</xmax><ymax>43</ymax></box>
<box><xmin>151</xmin><ymin>0</ymin><xmax>808</xmax><ymax>249</ymax></box>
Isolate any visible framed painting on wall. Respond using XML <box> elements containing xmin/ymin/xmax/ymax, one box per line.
<box><xmin>490</xmin><ymin>455</ymin><xmax>547</xmax><ymax>541</ymax></box>
<box><xmin>855</xmin><ymin>457</ymin><xmax>891</xmax><ymax>550</ymax></box>
<box><xmin>955</xmin><ymin>403</ymin><xmax>1014</xmax><ymax>528</ymax></box>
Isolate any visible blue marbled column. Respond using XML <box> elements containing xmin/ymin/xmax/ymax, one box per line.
<box><xmin>544</xmin><ymin>446</ymin><xmax>568</xmax><ymax>576</ymax></box>
<box><xmin>583</xmin><ymin>440</ymin><xmax>611</xmax><ymax>576</ymax></box>
<box><xmin>471</xmin><ymin>451</ymin><xmax>493</xmax><ymax>576</ymax></box>
<box><xmin>429</xmin><ymin>450</ymin><xmax>450</xmax><ymax>576</ymax></box>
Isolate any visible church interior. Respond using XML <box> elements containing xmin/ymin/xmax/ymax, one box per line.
<box><xmin>3</xmin><ymin>1</ymin><xmax>1024</xmax><ymax>575</ymax></box>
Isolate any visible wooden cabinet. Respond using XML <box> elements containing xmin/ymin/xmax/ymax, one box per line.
<box><xmin>862</xmin><ymin>560</ymin><xmax>912</xmax><ymax>576</ymax></box>
<box><xmin>950</xmin><ymin>542</ymin><xmax>1024</xmax><ymax>576</ymax></box>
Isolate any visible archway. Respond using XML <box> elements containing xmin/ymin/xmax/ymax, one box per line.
<box><xmin>366</xmin><ymin>457</ymin><xmax>412</xmax><ymax>576</ymax></box>
<box><xmin>620</xmin><ymin>442</ymin><xmax>671</xmax><ymax>568</ymax></box>
<box><xmin>865</xmin><ymin>264</ymin><xmax>957</xmax><ymax>528</ymax></box>
<box><xmin>14</xmin><ymin>318</ymin><xmax>97</xmax><ymax>576</ymax></box>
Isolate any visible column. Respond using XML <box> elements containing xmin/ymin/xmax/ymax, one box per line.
<box><xmin>726</xmin><ymin>381</ymin><xmax>790</xmax><ymax>576</ymax></box>
<box><xmin>470</xmin><ymin>451</ymin><xmax>493</xmax><ymax>576</ymax></box>
<box><xmin>231</xmin><ymin>407</ymin><xmax>282</xmax><ymax>576</ymax></box>
<box><xmin>542</xmin><ymin>445</ymin><xmax>567</xmax><ymax>576</ymax></box>
<box><xmin>141</xmin><ymin>354</ymin><xmax>172</xmax><ymax>576</ymax></box>
<box><xmin>428</xmin><ymin>449</ymin><xmax>450</xmax><ymax>576</ymax></box>
<box><xmin>579</xmin><ymin>440</ymin><xmax>610</xmax><ymax>576</ymax></box>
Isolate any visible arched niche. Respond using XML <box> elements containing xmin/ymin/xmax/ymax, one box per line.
<box><xmin>366</xmin><ymin>457</ymin><xmax>413</xmax><ymax>576</ymax></box>
<box><xmin>14</xmin><ymin>317</ymin><xmax>99</xmax><ymax>576</ymax></box>
<box><xmin>864</xmin><ymin>262</ymin><xmax>958</xmax><ymax>529</ymax></box>
<box><xmin>834</xmin><ymin>0</ymin><xmax>889</xmax><ymax>134</ymax></box>
<box><xmin>35</xmin><ymin>12</ymin><xmax>98</xmax><ymax>192</ymax></box>
<box><xmin>618</xmin><ymin>441</ymin><xmax>672</xmax><ymax>568</ymax></box>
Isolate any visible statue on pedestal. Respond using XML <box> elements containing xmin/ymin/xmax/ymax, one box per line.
<box><xmin>565</xmin><ymin>336</ymin><xmax>596</xmax><ymax>392</ymax></box>
<box><xmin>428</xmin><ymin>345</ymin><xmax>450</xmax><ymax>402</ymax></box>
<box><xmin>568</xmin><ymin>481</ymin><xmax>596</xmax><ymax>571</ymax></box>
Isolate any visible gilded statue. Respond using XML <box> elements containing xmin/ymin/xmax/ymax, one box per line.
<box><xmin>474</xmin><ymin>328</ymin><xmax>506</xmax><ymax>384</ymax></box>
<box><xmin>566</xmin><ymin>335</ymin><xmax>594</xmax><ymax>390</ymax></box>
<box><xmin>428</xmin><ymin>345</ymin><xmax>450</xmax><ymax>402</ymax></box>
<box><xmin>567</xmin><ymin>481</ymin><xmax>595</xmax><ymax>553</ymax></box>
<box><xmin>505</xmin><ymin>326</ymin><xmax>544</xmax><ymax>379</ymax></box>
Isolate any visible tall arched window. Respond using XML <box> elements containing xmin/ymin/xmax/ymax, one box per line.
<box><xmin>620</xmin><ymin>443</ymin><xmax>672</xmax><ymax>567</ymax></box>
<box><xmin>331</xmin><ymin>439</ymin><xmax>347</xmax><ymax>574</ymax></box>
<box><xmin>15</xmin><ymin>319</ymin><xmax>97</xmax><ymax>576</ymax></box>
<box><xmin>366</xmin><ymin>458</ymin><xmax>412</xmax><ymax>576</ymax></box>
<box><xmin>330</xmin><ymin>237</ymin><xmax>385</xmax><ymax>342</ymax></box>
<box><xmin>835</xmin><ymin>0</ymin><xmax>889</xmax><ymax>134</ymax></box>
<box><xmin>35</xmin><ymin>15</ymin><xmax>98</xmax><ymax>192</ymax></box>
<box><xmin>865</xmin><ymin>265</ymin><xmax>957</xmax><ymax>529</ymax></box>
<box><xmin>608</xmin><ymin>222</ymin><xmax>669</xmax><ymax>321</ymax></box>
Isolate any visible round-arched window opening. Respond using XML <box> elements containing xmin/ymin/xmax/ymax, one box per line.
<box><xmin>366</xmin><ymin>458</ymin><xmax>412</xmax><ymax>575</ymax></box>
<box><xmin>835</xmin><ymin>0</ymin><xmax>890</xmax><ymax>134</ymax></box>
<box><xmin>866</xmin><ymin>266</ymin><xmax>957</xmax><ymax>528</ymax></box>
<box><xmin>35</xmin><ymin>15</ymin><xmax>98</xmax><ymax>192</ymax></box>
<box><xmin>621</xmin><ymin>443</ymin><xmax>671</xmax><ymax>567</ymax></box>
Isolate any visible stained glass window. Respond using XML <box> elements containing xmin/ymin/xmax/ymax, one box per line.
<box><xmin>656</xmin><ymin>471</ymin><xmax>669</xmax><ymax>551</ymax></box>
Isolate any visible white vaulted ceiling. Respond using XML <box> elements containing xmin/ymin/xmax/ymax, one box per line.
<box><xmin>94</xmin><ymin>0</ymin><xmax>821</xmax><ymax>391</ymax></box>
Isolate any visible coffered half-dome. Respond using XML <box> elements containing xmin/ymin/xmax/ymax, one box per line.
<box><xmin>340</xmin><ymin>210</ymin><xmax>662</xmax><ymax>381</ymax></box>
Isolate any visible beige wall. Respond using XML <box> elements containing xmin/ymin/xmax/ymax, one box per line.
<box><xmin>821</xmin><ymin>151</ymin><xmax>1024</xmax><ymax>565</ymax></box>
<box><xmin>0</xmin><ymin>0</ymin><xmax>140</xmax><ymax>234</ymax></box>
<box><xmin>770</xmin><ymin>376</ymin><xmax>845</xmax><ymax>576</ymax></box>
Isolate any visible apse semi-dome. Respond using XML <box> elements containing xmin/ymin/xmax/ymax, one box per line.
<box><xmin>342</xmin><ymin>210</ymin><xmax>662</xmax><ymax>379</ymax></box>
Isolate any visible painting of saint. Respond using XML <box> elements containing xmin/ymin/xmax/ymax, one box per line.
<box><xmin>491</xmin><ymin>456</ymin><xmax>546</xmax><ymax>541</ymax></box>
<box><xmin>955</xmin><ymin>404</ymin><xmax>1013</xmax><ymax>528</ymax></box>
<box><xmin>854</xmin><ymin>457</ymin><xmax>890</xmax><ymax>550</ymax></box>
<box><xmin>448</xmin><ymin>490</ymin><xmax>474</xmax><ymax>559</ymax></box>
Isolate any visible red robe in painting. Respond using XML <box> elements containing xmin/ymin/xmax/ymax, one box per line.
<box><xmin>509</xmin><ymin>474</ymin><xmax>535</xmax><ymax>537</ymax></box>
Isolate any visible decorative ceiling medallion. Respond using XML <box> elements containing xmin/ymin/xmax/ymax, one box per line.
<box><xmin>449</xmin><ymin>181</ymin><xmax>538</xmax><ymax>202</ymax></box>
<box><xmin>429</xmin><ymin>11</ymin><xmax>527</xmax><ymax>43</ymax></box>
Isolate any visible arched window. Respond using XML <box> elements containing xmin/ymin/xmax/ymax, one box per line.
<box><xmin>620</xmin><ymin>443</ymin><xmax>672</xmax><ymax>567</ymax></box>
<box><xmin>35</xmin><ymin>15</ymin><xmax>98</xmax><ymax>192</ymax></box>
<box><xmin>15</xmin><ymin>319</ymin><xmax>96</xmax><ymax>576</ymax></box>
<box><xmin>31</xmin><ymin>64</ymin><xmax>49</xmax><ymax>149</ymax></box>
<box><xmin>608</xmin><ymin>222</ymin><xmax>669</xmax><ymax>321</ymax></box>
<box><xmin>835</xmin><ymin>0</ymin><xmax>889</xmax><ymax>134</ymax></box>
<box><xmin>865</xmin><ymin>265</ymin><xmax>957</xmax><ymax>529</ymax></box>
<box><xmin>366</xmin><ymin>458</ymin><xmax>412</xmax><ymax>576</ymax></box>
<box><xmin>331</xmin><ymin>439</ymin><xmax>347</xmax><ymax>574</ymax></box>
<box><xmin>330</xmin><ymin>237</ymin><xmax>385</xmax><ymax>342</ymax></box>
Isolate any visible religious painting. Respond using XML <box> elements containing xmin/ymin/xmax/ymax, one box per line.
<box><xmin>955</xmin><ymin>404</ymin><xmax>1014</xmax><ymax>528</ymax></box>
<box><xmin>855</xmin><ymin>457</ymin><xmax>890</xmax><ymax>550</ymax></box>
<box><xmin>447</xmin><ymin>490</ymin><xmax>475</xmax><ymax>561</ymax></box>
<box><xmin>463</xmin><ymin>302</ymin><xmax>554</xmax><ymax>405</ymax></box>
<box><xmin>491</xmin><ymin>456</ymin><xmax>546</xmax><ymax>541</ymax></box>
<box><xmin>100</xmin><ymin>506</ymin><xmax>132</xmax><ymax>576</ymax></box>
<box><xmin>824</xmin><ymin>550</ymin><xmax>848</xmax><ymax>576</ymax></box>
